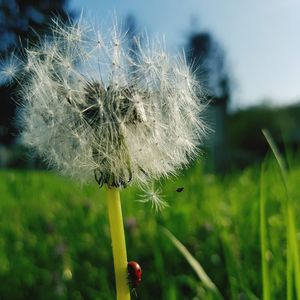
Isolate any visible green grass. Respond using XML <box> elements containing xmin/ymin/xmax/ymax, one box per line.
<box><xmin>0</xmin><ymin>151</ymin><xmax>300</xmax><ymax>299</ymax></box>
<box><xmin>260</xmin><ymin>161</ymin><xmax>270</xmax><ymax>300</ymax></box>
<box><xmin>263</xmin><ymin>130</ymin><xmax>300</xmax><ymax>300</ymax></box>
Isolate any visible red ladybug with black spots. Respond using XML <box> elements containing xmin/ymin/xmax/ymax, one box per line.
<box><xmin>127</xmin><ymin>261</ymin><xmax>142</xmax><ymax>291</ymax></box>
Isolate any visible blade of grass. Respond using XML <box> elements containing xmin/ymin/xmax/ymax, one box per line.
<box><xmin>220</xmin><ymin>233</ymin><xmax>239</xmax><ymax>300</ymax></box>
<box><xmin>262</xmin><ymin>129</ymin><xmax>300</xmax><ymax>300</ymax></box>
<box><xmin>260</xmin><ymin>161</ymin><xmax>271</xmax><ymax>300</ymax></box>
<box><xmin>220</xmin><ymin>231</ymin><xmax>260</xmax><ymax>300</ymax></box>
<box><xmin>162</xmin><ymin>227</ymin><xmax>224</xmax><ymax>300</ymax></box>
<box><xmin>289</xmin><ymin>205</ymin><xmax>300</xmax><ymax>299</ymax></box>
<box><xmin>262</xmin><ymin>130</ymin><xmax>287</xmax><ymax>186</ymax></box>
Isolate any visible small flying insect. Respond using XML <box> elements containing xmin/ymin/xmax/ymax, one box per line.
<box><xmin>176</xmin><ymin>187</ymin><xmax>184</xmax><ymax>192</ymax></box>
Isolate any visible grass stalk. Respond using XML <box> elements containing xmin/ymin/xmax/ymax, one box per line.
<box><xmin>260</xmin><ymin>162</ymin><xmax>270</xmax><ymax>300</ymax></box>
<box><xmin>163</xmin><ymin>227</ymin><xmax>224</xmax><ymax>300</ymax></box>
<box><xmin>106</xmin><ymin>187</ymin><xmax>131</xmax><ymax>300</ymax></box>
<box><xmin>262</xmin><ymin>129</ymin><xmax>300</xmax><ymax>300</ymax></box>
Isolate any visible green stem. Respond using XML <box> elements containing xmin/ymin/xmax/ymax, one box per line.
<box><xmin>260</xmin><ymin>163</ymin><xmax>270</xmax><ymax>300</ymax></box>
<box><xmin>107</xmin><ymin>187</ymin><xmax>131</xmax><ymax>300</ymax></box>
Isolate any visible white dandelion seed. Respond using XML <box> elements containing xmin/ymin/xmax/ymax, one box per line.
<box><xmin>138</xmin><ymin>183</ymin><xmax>168</xmax><ymax>212</ymax></box>
<box><xmin>9</xmin><ymin>17</ymin><xmax>208</xmax><ymax>188</ymax></box>
<box><xmin>0</xmin><ymin>51</ymin><xmax>21</xmax><ymax>85</ymax></box>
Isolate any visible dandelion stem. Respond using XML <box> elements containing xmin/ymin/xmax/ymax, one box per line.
<box><xmin>106</xmin><ymin>187</ymin><xmax>131</xmax><ymax>300</ymax></box>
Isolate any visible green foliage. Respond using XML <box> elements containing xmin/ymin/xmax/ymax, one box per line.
<box><xmin>227</xmin><ymin>104</ymin><xmax>300</xmax><ymax>168</ymax></box>
<box><xmin>0</xmin><ymin>154</ymin><xmax>300</xmax><ymax>299</ymax></box>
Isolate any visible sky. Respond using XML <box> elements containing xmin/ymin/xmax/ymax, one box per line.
<box><xmin>70</xmin><ymin>0</ymin><xmax>300</xmax><ymax>109</ymax></box>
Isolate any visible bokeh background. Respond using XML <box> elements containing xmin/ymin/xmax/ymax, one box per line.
<box><xmin>1</xmin><ymin>1</ymin><xmax>300</xmax><ymax>299</ymax></box>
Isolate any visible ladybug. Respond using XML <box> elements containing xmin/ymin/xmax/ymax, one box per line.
<box><xmin>127</xmin><ymin>261</ymin><xmax>142</xmax><ymax>289</ymax></box>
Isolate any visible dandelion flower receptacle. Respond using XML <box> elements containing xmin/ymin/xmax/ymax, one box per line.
<box><xmin>9</xmin><ymin>17</ymin><xmax>207</xmax><ymax>300</ymax></box>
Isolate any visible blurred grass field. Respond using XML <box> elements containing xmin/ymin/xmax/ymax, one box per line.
<box><xmin>0</xmin><ymin>151</ymin><xmax>300</xmax><ymax>300</ymax></box>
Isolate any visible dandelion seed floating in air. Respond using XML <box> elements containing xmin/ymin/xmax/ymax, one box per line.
<box><xmin>139</xmin><ymin>183</ymin><xmax>168</xmax><ymax>211</ymax></box>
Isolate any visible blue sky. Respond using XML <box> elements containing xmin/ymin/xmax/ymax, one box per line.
<box><xmin>71</xmin><ymin>0</ymin><xmax>300</xmax><ymax>108</ymax></box>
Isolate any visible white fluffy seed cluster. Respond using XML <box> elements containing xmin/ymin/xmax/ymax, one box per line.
<box><xmin>13</xmin><ymin>18</ymin><xmax>207</xmax><ymax>187</ymax></box>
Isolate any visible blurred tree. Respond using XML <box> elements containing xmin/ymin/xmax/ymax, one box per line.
<box><xmin>0</xmin><ymin>0</ymin><xmax>72</xmax><ymax>145</ymax></box>
<box><xmin>123</xmin><ymin>14</ymin><xmax>141</xmax><ymax>77</ymax></box>
<box><xmin>124</xmin><ymin>14</ymin><xmax>138</xmax><ymax>50</ymax></box>
<box><xmin>186</xmin><ymin>32</ymin><xmax>230</xmax><ymax>102</ymax></box>
<box><xmin>228</xmin><ymin>103</ymin><xmax>300</xmax><ymax>168</ymax></box>
<box><xmin>185</xmin><ymin>26</ymin><xmax>231</xmax><ymax>172</ymax></box>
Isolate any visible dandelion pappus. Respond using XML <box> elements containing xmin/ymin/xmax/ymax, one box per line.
<box><xmin>11</xmin><ymin>18</ymin><xmax>207</xmax><ymax>187</ymax></box>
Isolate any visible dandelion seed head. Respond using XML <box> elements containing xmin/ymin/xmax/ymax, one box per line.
<box><xmin>8</xmin><ymin>17</ymin><xmax>207</xmax><ymax>187</ymax></box>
